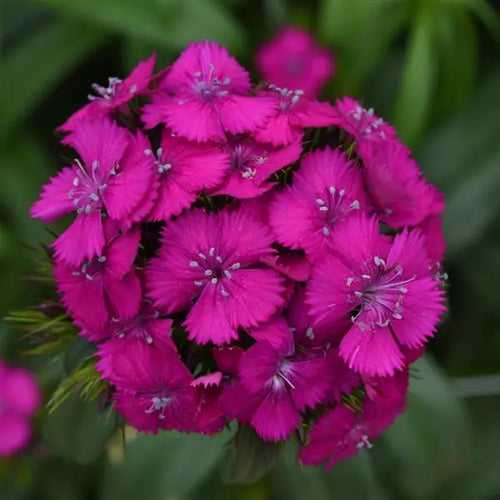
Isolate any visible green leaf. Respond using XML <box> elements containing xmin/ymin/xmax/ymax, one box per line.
<box><xmin>393</xmin><ymin>8</ymin><xmax>437</xmax><ymax>146</ymax></box>
<box><xmin>43</xmin><ymin>394</ymin><xmax>118</xmax><ymax>464</ymax></box>
<box><xmin>0</xmin><ymin>21</ymin><xmax>105</xmax><ymax>138</ymax></box>
<box><xmin>220</xmin><ymin>425</ymin><xmax>284</xmax><ymax>484</ymax></box>
<box><xmin>381</xmin><ymin>356</ymin><xmax>472</xmax><ymax>499</ymax></box>
<box><xmin>444</xmin><ymin>149</ymin><xmax>500</xmax><ymax>256</ymax></box>
<box><xmin>34</xmin><ymin>0</ymin><xmax>245</xmax><ymax>52</ymax></box>
<box><xmin>318</xmin><ymin>0</ymin><xmax>409</xmax><ymax>94</ymax></box>
<box><xmin>102</xmin><ymin>430</ymin><xmax>229</xmax><ymax>500</ymax></box>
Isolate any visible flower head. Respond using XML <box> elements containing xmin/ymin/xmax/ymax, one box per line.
<box><xmin>31</xmin><ymin>119</ymin><xmax>155</xmax><ymax>265</ymax></box>
<box><xmin>111</xmin><ymin>343</ymin><xmax>195</xmax><ymax>433</ymax></box>
<box><xmin>147</xmin><ymin>207</ymin><xmax>285</xmax><ymax>344</ymax></box>
<box><xmin>59</xmin><ymin>55</ymin><xmax>156</xmax><ymax>132</ymax></box>
<box><xmin>0</xmin><ymin>362</ymin><xmax>40</xmax><ymax>456</ymax></box>
<box><xmin>143</xmin><ymin>41</ymin><xmax>276</xmax><ymax>142</ymax></box>
<box><xmin>146</xmin><ymin>130</ymin><xmax>230</xmax><ymax>221</ymax></box>
<box><xmin>269</xmin><ymin>148</ymin><xmax>368</xmax><ymax>261</ymax></box>
<box><xmin>307</xmin><ymin>214</ymin><xmax>446</xmax><ymax>377</ymax></box>
<box><xmin>256</xmin><ymin>26</ymin><xmax>334</xmax><ymax>98</ymax></box>
<box><xmin>55</xmin><ymin>226</ymin><xmax>141</xmax><ymax>331</ymax></box>
<box><xmin>254</xmin><ymin>85</ymin><xmax>336</xmax><ymax>146</ymax></box>
<box><xmin>300</xmin><ymin>370</ymin><xmax>408</xmax><ymax>468</ymax></box>
<box><xmin>211</xmin><ymin>134</ymin><xmax>302</xmax><ymax>199</ymax></box>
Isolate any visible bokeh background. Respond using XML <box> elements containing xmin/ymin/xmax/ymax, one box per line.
<box><xmin>2</xmin><ymin>0</ymin><xmax>500</xmax><ymax>499</ymax></box>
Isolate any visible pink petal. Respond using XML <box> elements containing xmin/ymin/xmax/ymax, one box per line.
<box><xmin>251</xmin><ymin>391</ymin><xmax>300</xmax><ymax>441</ymax></box>
<box><xmin>3</xmin><ymin>369</ymin><xmax>40</xmax><ymax>416</ymax></box>
<box><xmin>105</xmin><ymin>228</ymin><xmax>140</xmax><ymax>279</ymax></box>
<box><xmin>0</xmin><ymin>414</ymin><xmax>31</xmax><ymax>456</ymax></box>
<box><xmin>339</xmin><ymin>325</ymin><xmax>405</xmax><ymax>377</ymax></box>
<box><xmin>53</xmin><ymin>212</ymin><xmax>105</xmax><ymax>266</ymax></box>
<box><xmin>220</xmin><ymin>95</ymin><xmax>277</xmax><ymax>135</ymax></box>
<box><xmin>63</xmin><ymin>118</ymin><xmax>130</xmax><ymax>174</ymax></box>
<box><xmin>30</xmin><ymin>167</ymin><xmax>75</xmax><ymax>223</ymax></box>
<box><xmin>105</xmin><ymin>271</ymin><xmax>141</xmax><ymax>320</ymax></box>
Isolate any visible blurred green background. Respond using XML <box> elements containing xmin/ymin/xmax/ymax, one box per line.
<box><xmin>1</xmin><ymin>0</ymin><xmax>500</xmax><ymax>499</ymax></box>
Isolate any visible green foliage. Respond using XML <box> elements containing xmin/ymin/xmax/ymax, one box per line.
<box><xmin>101</xmin><ymin>431</ymin><xmax>230</xmax><ymax>500</ymax></box>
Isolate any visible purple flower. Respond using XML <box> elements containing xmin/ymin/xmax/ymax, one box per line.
<box><xmin>146</xmin><ymin>130</ymin><xmax>230</xmax><ymax>221</ymax></box>
<box><xmin>254</xmin><ymin>86</ymin><xmax>336</xmax><ymax>146</ymax></box>
<box><xmin>0</xmin><ymin>362</ymin><xmax>40</xmax><ymax>456</ymax></box>
<box><xmin>59</xmin><ymin>55</ymin><xmax>156</xmax><ymax>133</ymax></box>
<box><xmin>269</xmin><ymin>148</ymin><xmax>368</xmax><ymax>261</ymax></box>
<box><xmin>111</xmin><ymin>343</ymin><xmax>196</xmax><ymax>434</ymax></box>
<box><xmin>211</xmin><ymin>134</ymin><xmax>302</xmax><ymax>199</ymax></box>
<box><xmin>142</xmin><ymin>41</ymin><xmax>276</xmax><ymax>142</ymax></box>
<box><xmin>300</xmin><ymin>370</ymin><xmax>408</xmax><ymax>468</ymax></box>
<box><xmin>307</xmin><ymin>214</ymin><xmax>446</xmax><ymax>376</ymax></box>
<box><xmin>147</xmin><ymin>207</ymin><xmax>285</xmax><ymax>344</ymax></box>
<box><xmin>31</xmin><ymin>119</ymin><xmax>156</xmax><ymax>265</ymax></box>
<box><xmin>256</xmin><ymin>26</ymin><xmax>334</xmax><ymax>98</ymax></box>
<box><xmin>54</xmin><ymin>226</ymin><xmax>141</xmax><ymax>331</ymax></box>
<box><xmin>238</xmin><ymin>318</ymin><xmax>331</xmax><ymax>441</ymax></box>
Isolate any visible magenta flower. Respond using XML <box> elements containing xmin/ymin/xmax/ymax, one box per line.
<box><xmin>256</xmin><ymin>26</ymin><xmax>334</xmax><ymax>98</ymax></box>
<box><xmin>269</xmin><ymin>148</ymin><xmax>368</xmax><ymax>261</ymax></box>
<box><xmin>147</xmin><ymin>207</ymin><xmax>285</xmax><ymax>345</ymax></box>
<box><xmin>55</xmin><ymin>226</ymin><xmax>141</xmax><ymax>331</ymax></box>
<box><xmin>307</xmin><ymin>214</ymin><xmax>446</xmax><ymax>376</ymax></box>
<box><xmin>112</xmin><ymin>343</ymin><xmax>195</xmax><ymax>433</ymax></box>
<box><xmin>59</xmin><ymin>55</ymin><xmax>156</xmax><ymax>133</ymax></box>
<box><xmin>146</xmin><ymin>130</ymin><xmax>230</xmax><ymax>221</ymax></box>
<box><xmin>31</xmin><ymin>119</ymin><xmax>155</xmax><ymax>265</ymax></box>
<box><xmin>96</xmin><ymin>303</ymin><xmax>176</xmax><ymax>385</ymax></box>
<box><xmin>361</xmin><ymin>141</ymin><xmax>439</xmax><ymax>228</ymax></box>
<box><xmin>143</xmin><ymin>41</ymin><xmax>276</xmax><ymax>142</ymax></box>
<box><xmin>300</xmin><ymin>370</ymin><xmax>408</xmax><ymax>468</ymax></box>
<box><xmin>332</xmin><ymin>97</ymin><xmax>397</xmax><ymax>147</ymax></box>
<box><xmin>211</xmin><ymin>134</ymin><xmax>302</xmax><ymax>199</ymax></box>
<box><xmin>239</xmin><ymin>320</ymin><xmax>331</xmax><ymax>441</ymax></box>
<box><xmin>0</xmin><ymin>362</ymin><xmax>40</xmax><ymax>456</ymax></box>
<box><xmin>254</xmin><ymin>86</ymin><xmax>336</xmax><ymax>146</ymax></box>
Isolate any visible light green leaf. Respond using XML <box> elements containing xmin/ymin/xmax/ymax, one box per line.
<box><xmin>43</xmin><ymin>394</ymin><xmax>118</xmax><ymax>464</ymax></box>
<box><xmin>382</xmin><ymin>356</ymin><xmax>472</xmax><ymax>499</ymax></box>
<box><xmin>220</xmin><ymin>425</ymin><xmax>284</xmax><ymax>485</ymax></box>
<box><xmin>394</xmin><ymin>9</ymin><xmax>437</xmax><ymax>146</ymax></box>
<box><xmin>0</xmin><ymin>21</ymin><xmax>105</xmax><ymax>138</ymax></box>
<box><xmin>102</xmin><ymin>430</ymin><xmax>230</xmax><ymax>500</ymax></box>
<box><xmin>318</xmin><ymin>0</ymin><xmax>409</xmax><ymax>93</ymax></box>
<box><xmin>34</xmin><ymin>0</ymin><xmax>244</xmax><ymax>52</ymax></box>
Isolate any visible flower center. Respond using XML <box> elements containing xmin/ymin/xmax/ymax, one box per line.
<box><xmin>88</xmin><ymin>77</ymin><xmax>122</xmax><ymax>101</ymax></box>
<box><xmin>189</xmin><ymin>247</ymin><xmax>241</xmax><ymax>298</ymax></box>
<box><xmin>72</xmin><ymin>255</ymin><xmax>107</xmax><ymax>281</ymax></box>
<box><xmin>316</xmin><ymin>185</ymin><xmax>360</xmax><ymax>237</ymax></box>
<box><xmin>67</xmin><ymin>159</ymin><xmax>112</xmax><ymax>215</ymax></box>
<box><xmin>231</xmin><ymin>144</ymin><xmax>267</xmax><ymax>180</ymax></box>
<box><xmin>144</xmin><ymin>395</ymin><xmax>172</xmax><ymax>419</ymax></box>
<box><xmin>270</xmin><ymin>361</ymin><xmax>296</xmax><ymax>392</ymax></box>
<box><xmin>144</xmin><ymin>147</ymin><xmax>172</xmax><ymax>175</ymax></box>
<box><xmin>349</xmin><ymin>105</ymin><xmax>386</xmax><ymax>139</ymax></box>
<box><xmin>268</xmin><ymin>84</ymin><xmax>304</xmax><ymax>112</ymax></box>
<box><xmin>347</xmin><ymin>256</ymin><xmax>415</xmax><ymax>330</ymax></box>
<box><xmin>191</xmin><ymin>64</ymin><xmax>231</xmax><ymax>101</ymax></box>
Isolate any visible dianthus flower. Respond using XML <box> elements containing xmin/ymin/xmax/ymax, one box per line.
<box><xmin>147</xmin><ymin>207</ymin><xmax>285</xmax><ymax>344</ymax></box>
<box><xmin>31</xmin><ymin>119</ymin><xmax>155</xmax><ymax>265</ymax></box>
<box><xmin>142</xmin><ymin>41</ymin><xmax>276</xmax><ymax>142</ymax></box>
<box><xmin>256</xmin><ymin>26</ymin><xmax>334</xmax><ymax>98</ymax></box>
<box><xmin>59</xmin><ymin>55</ymin><xmax>156</xmax><ymax>133</ymax></box>
<box><xmin>307</xmin><ymin>214</ymin><xmax>446</xmax><ymax>376</ymax></box>
<box><xmin>0</xmin><ymin>362</ymin><xmax>40</xmax><ymax>456</ymax></box>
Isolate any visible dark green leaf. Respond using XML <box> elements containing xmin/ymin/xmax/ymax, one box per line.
<box><xmin>102</xmin><ymin>430</ymin><xmax>229</xmax><ymax>500</ymax></box>
<box><xmin>43</xmin><ymin>394</ymin><xmax>118</xmax><ymax>464</ymax></box>
<box><xmin>393</xmin><ymin>8</ymin><xmax>437</xmax><ymax>146</ymax></box>
<box><xmin>220</xmin><ymin>425</ymin><xmax>284</xmax><ymax>484</ymax></box>
<box><xmin>34</xmin><ymin>0</ymin><xmax>244</xmax><ymax>52</ymax></box>
<box><xmin>0</xmin><ymin>21</ymin><xmax>105</xmax><ymax>138</ymax></box>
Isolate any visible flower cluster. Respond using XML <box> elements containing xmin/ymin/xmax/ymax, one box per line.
<box><xmin>0</xmin><ymin>361</ymin><xmax>40</xmax><ymax>456</ymax></box>
<box><xmin>31</xmin><ymin>32</ymin><xmax>446</xmax><ymax>469</ymax></box>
